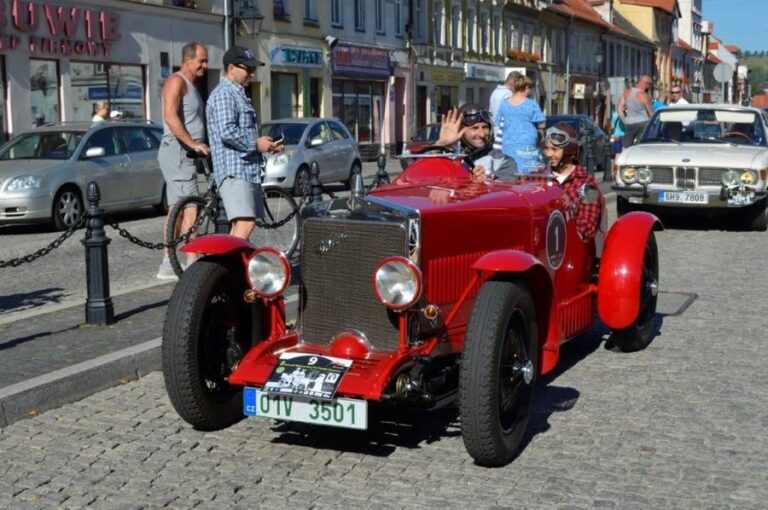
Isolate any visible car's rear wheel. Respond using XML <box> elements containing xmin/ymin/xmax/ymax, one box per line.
<box><xmin>52</xmin><ymin>186</ymin><xmax>84</xmax><ymax>231</ymax></box>
<box><xmin>162</xmin><ymin>258</ymin><xmax>262</xmax><ymax>430</ymax></box>
<box><xmin>154</xmin><ymin>185</ymin><xmax>168</xmax><ymax>215</ymax></box>
<box><xmin>459</xmin><ymin>279</ymin><xmax>538</xmax><ymax>467</ymax></box>
<box><xmin>611</xmin><ymin>233</ymin><xmax>659</xmax><ymax>352</ymax></box>
<box><xmin>293</xmin><ymin>165</ymin><xmax>310</xmax><ymax>197</ymax></box>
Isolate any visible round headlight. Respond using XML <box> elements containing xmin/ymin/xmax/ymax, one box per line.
<box><xmin>620</xmin><ymin>167</ymin><xmax>637</xmax><ymax>184</ymax></box>
<box><xmin>637</xmin><ymin>167</ymin><xmax>653</xmax><ymax>185</ymax></box>
<box><xmin>739</xmin><ymin>170</ymin><xmax>757</xmax><ymax>185</ymax></box>
<box><xmin>721</xmin><ymin>170</ymin><xmax>740</xmax><ymax>186</ymax></box>
<box><xmin>373</xmin><ymin>256</ymin><xmax>423</xmax><ymax>311</ymax></box>
<box><xmin>247</xmin><ymin>247</ymin><xmax>290</xmax><ymax>298</ymax></box>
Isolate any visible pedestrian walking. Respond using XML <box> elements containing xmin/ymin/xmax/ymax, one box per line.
<box><xmin>156</xmin><ymin>41</ymin><xmax>210</xmax><ymax>280</ymax></box>
<box><xmin>488</xmin><ymin>71</ymin><xmax>519</xmax><ymax>150</ymax></box>
<box><xmin>668</xmin><ymin>85</ymin><xmax>689</xmax><ymax>106</ymax></box>
<box><xmin>207</xmin><ymin>45</ymin><xmax>283</xmax><ymax>240</ymax></box>
<box><xmin>92</xmin><ymin>101</ymin><xmax>109</xmax><ymax>122</ymax></box>
<box><xmin>616</xmin><ymin>75</ymin><xmax>653</xmax><ymax>148</ymax></box>
<box><xmin>496</xmin><ymin>74</ymin><xmax>545</xmax><ymax>174</ymax></box>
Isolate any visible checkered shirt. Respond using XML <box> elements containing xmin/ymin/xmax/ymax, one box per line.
<box><xmin>207</xmin><ymin>78</ymin><xmax>262</xmax><ymax>186</ymax></box>
<box><xmin>560</xmin><ymin>165</ymin><xmax>603</xmax><ymax>240</ymax></box>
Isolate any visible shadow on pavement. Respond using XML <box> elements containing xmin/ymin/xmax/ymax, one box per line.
<box><xmin>0</xmin><ymin>287</ymin><xmax>67</xmax><ymax>313</ymax></box>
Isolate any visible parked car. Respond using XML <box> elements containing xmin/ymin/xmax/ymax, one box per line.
<box><xmin>162</xmin><ymin>152</ymin><xmax>662</xmax><ymax>467</ymax></box>
<box><xmin>260</xmin><ymin>118</ymin><xmax>362</xmax><ymax>196</ymax></box>
<box><xmin>0</xmin><ymin>120</ymin><xmax>165</xmax><ymax>230</ymax></box>
<box><xmin>400</xmin><ymin>123</ymin><xmax>441</xmax><ymax>169</ymax></box>
<box><xmin>545</xmin><ymin>115</ymin><xmax>611</xmax><ymax>174</ymax></box>
<box><xmin>612</xmin><ymin>104</ymin><xmax>768</xmax><ymax>230</ymax></box>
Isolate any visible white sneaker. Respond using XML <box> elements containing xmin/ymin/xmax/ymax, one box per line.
<box><xmin>156</xmin><ymin>258</ymin><xmax>178</xmax><ymax>280</ymax></box>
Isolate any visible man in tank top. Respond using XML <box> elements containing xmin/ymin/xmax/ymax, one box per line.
<box><xmin>157</xmin><ymin>41</ymin><xmax>210</xmax><ymax>280</ymax></box>
<box><xmin>617</xmin><ymin>75</ymin><xmax>654</xmax><ymax>149</ymax></box>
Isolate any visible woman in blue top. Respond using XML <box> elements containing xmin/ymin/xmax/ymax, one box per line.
<box><xmin>497</xmin><ymin>74</ymin><xmax>546</xmax><ymax>174</ymax></box>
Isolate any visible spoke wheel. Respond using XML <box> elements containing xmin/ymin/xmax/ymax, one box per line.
<box><xmin>162</xmin><ymin>259</ymin><xmax>262</xmax><ymax>430</ymax></box>
<box><xmin>165</xmin><ymin>196</ymin><xmax>214</xmax><ymax>277</ymax></box>
<box><xmin>252</xmin><ymin>187</ymin><xmax>299</xmax><ymax>258</ymax></box>
<box><xmin>459</xmin><ymin>280</ymin><xmax>538</xmax><ymax>467</ymax></box>
<box><xmin>612</xmin><ymin>232</ymin><xmax>659</xmax><ymax>352</ymax></box>
<box><xmin>52</xmin><ymin>187</ymin><xmax>83</xmax><ymax>231</ymax></box>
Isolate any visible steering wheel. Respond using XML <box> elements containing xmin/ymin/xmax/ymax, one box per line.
<box><xmin>414</xmin><ymin>144</ymin><xmax>455</xmax><ymax>154</ymax></box>
<box><xmin>723</xmin><ymin>131</ymin><xmax>751</xmax><ymax>142</ymax></box>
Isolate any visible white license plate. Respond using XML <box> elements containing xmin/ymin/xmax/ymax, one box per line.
<box><xmin>658</xmin><ymin>191</ymin><xmax>708</xmax><ymax>204</ymax></box>
<box><xmin>243</xmin><ymin>388</ymin><xmax>367</xmax><ymax>430</ymax></box>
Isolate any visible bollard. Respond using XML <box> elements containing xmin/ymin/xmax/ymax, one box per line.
<box><xmin>214</xmin><ymin>196</ymin><xmax>229</xmax><ymax>234</ymax></box>
<box><xmin>375</xmin><ymin>152</ymin><xmax>391</xmax><ymax>186</ymax></box>
<box><xmin>310</xmin><ymin>161</ymin><xmax>323</xmax><ymax>203</ymax></box>
<box><xmin>82</xmin><ymin>181</ymin><xmax>115</xmax><ymax>325</ymax></box>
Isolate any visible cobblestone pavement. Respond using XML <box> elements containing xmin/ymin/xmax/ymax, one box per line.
<box><xmin>1</xmin><ymin>220</ymin><xmax>767</xmax><ymax>508</ymax></box>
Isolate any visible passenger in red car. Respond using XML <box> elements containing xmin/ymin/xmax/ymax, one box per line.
<box><xmin>543</xmin><ymin>122</ymin><xmax>603</xmax><ymax>240</ymax></box>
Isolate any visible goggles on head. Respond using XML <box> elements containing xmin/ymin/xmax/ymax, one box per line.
<box><xmin>461</xmin><ymin>108</ymin><xmax>492</xmax><ymax>127</ymax></box>
<box><xmin>545</xmin><ymin>126</ymin><xmax>577</xmax><ymax>147</ymax></box>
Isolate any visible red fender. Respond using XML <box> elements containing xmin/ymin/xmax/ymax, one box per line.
<box><xmin>598</xmin><ymin>211</ymin><xmax>663</xmax><ymax>329</ymax></box>
<box><xmin>180</xmin><ymin>233</ymin><xmax>256</xmax><ymax>256</ymax></box>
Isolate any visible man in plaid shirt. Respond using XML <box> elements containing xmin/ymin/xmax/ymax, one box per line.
<box><xmin>543</xmin><ymin>122</ymin><xmax>603</xmax><ymax>239</ymax></box>
<box><xmin>207</xmin><ymin>46</ymin><xmax>283</xmax><ymax>239</ymax></box>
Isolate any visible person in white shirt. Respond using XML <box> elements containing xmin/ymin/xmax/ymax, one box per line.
<box><xmin>91</xmin><ymin>101</ymin><xmax>109</xmax><ymax>122</ymax></box>
<box><xmin>488</xmin><ymin>71</ymin><xmax>520</xmax><ymax>150</ymax></box>
<box><xmin>668</xmin><ymin>86</ymin><xmax>689</xmax><ymax>105</ymax></box>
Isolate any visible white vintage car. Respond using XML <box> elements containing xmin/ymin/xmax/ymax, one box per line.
<box><xmin>613</xmin><ymin>105</ymin><xmax>768</xmax><ymax>230</ymax></box>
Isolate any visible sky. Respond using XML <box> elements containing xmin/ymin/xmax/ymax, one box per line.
<box><xmin>702</xmin><ymin>0</ymin><xmax>768</xmax><ymax>52</ymax></box>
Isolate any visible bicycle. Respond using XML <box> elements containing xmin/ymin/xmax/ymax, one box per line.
<box><xmin>164</xmin><ymin>154</ymin><xmax>300</xmax><ymax>278</ymax></box>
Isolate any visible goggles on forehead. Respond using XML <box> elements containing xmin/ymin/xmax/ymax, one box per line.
<box><xmin>545</xmin><ymin>126</ymin><xmax>576</xmax><ymax>147</ymax></box>
<box><xmin>461</xmin><ymin>108</ymin><xmax>492</xmax><ymax>127</ymax></box>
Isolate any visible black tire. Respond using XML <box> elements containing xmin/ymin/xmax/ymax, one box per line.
<box><xmin>459</xmin><ymin>280</ymin><xmax>539</xmax><ymax>467</ymax></box>
<box><xmin>293</xmin><ymin>165</ymin><xmax>310</xmax><ymax>197</ymax></box>
<box><xmin>162</xmin><ymin>259</ymin><xmax>261</xmax><ymax>430</ymax></box>
<box><xmin>52</xmin><ymin>186</ymin><xmax>84</xmax><ymax>231</ymax></box>
<box><xmin>748</xmin><ymin>202</ymin><xmax>768</xmax><ymax>232</ymax></box>
<box><xmin>611</xmin><ymin>232</ymin><xmax>659</xmax><ymax>352</ymax></box>
<box><xmin>154</xmin><ymin>185</ymin><xmax>168</xmax><ymax>215</ymax></box>
<box><xmin>252</xmin><ymin>187</ymin><xmax>300</xmax><ymax>258</ymax></box>
<box><xmin>616</xmin><ymin>196</ymin><xmax>636</xmax><ymax>216</ymax></box>
<box><xmin>165</xmin><ymin>195</ymin><xmax>214</xmax><ymax>278</ymax></box>
<box><xmin>345</xmin><ymin>160</ymin><xmax>362</xmax><ymax>189</ymax></box>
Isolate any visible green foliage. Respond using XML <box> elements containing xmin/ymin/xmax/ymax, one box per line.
<box><xmin>742</xmin><ymin>55</ymin><xmax>768</xmax><ymax>94</ymax></box>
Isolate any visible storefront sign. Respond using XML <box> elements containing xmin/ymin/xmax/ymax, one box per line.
<box><xmin>332</xmin><ymin>43</ymin><xmax>390</xmax><ymax>78</ymax></box>
<box><xmin>0</xmin><ymin>1</ymin><xmax>120</xmax><ymax>57</ymax></box>
<box><xmin>432</xmin><ymin>70</ymin><xmax>463</xmax><ymax>84</ymax></box>
<box><xmin>269</xmin><ymin>44</ymin><xmax>322</xmax><ymax>68</ymax></box>
<box><xmin>464</xmin><ymin>63</ymin><xmax>504</xmax><ymax>82</ymax></box>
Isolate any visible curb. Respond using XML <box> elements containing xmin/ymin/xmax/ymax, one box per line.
<box><xmin>0</xmin><ymin>338</ymin><xmax>161</xmax><ymax>428</ymax></box>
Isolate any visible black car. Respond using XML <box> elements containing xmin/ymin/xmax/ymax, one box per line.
<box><xmin>545</xmin><ymin>115</ymin><xmax>611</xmax><ymax>174</ymax></box>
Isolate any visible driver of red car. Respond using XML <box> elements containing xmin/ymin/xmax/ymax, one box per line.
<box><xmin>543</xmin><ymin>122</ymin><xmax>603</xmax><ymax>240</ymax></box>
<box><xmin>435</xmin><ymin>103</ymin><xmax>518</xmax><ymax>182</ymax></box>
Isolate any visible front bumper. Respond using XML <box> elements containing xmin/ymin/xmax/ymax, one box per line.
<box><xmin>0</xmin><ymin>193</ymin><xmax>53</xmax><ymax>224</ymax></box>
<box><xmin>612</xmin><ymin>185</ymin><xmax>767</xmax><ymax>209</ymax></box>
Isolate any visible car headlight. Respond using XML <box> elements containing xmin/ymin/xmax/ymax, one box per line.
<box><xmin>272</xmin><ymin>150</ymin><xmax>294</xmax><ymax>166</ymax></box>
<box><xmin>620</xmin><ymin>167</ymin><xmax>637</xmax><ymax>184</ymax></box>
<box><xmin>721</xmin><ymin>170</ymin><xmax>740</xmax><ymax>187</ymax></box>
<box><xmin>247</xmin><ymin>247</ymin><xmax>291</xmax><ymax>298</ymax></box>
<box><xmin>373</xmin><ymin>256</ymin><xmax>423</xmax><ymax>311</ymax></box>
<box><xmin>5</xmin><ymin>175</ymin><xmax>42</xmax><ymax>192</ymax></box>
<box><xmin>636</xmin><ymin>167</ymin><xmax>653</xmax><ymax>185</ymax></box>
<box><xmin>739</xmin><ymin>170</ymin><xmax>757</xmax><ymax>185</ymax></box>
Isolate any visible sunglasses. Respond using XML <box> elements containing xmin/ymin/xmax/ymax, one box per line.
<box><xmin>235</xmin><ymin>64</ymin><xmax>256</xmax><ymax>74</ymax></box>
<box><xmin>545</xmin><ymin>127</ymin><xmax>575</xmax><ymax>147</ymax></box>
<box><xmin>671</xmin><ymin>90</ymin><xmax>682</xmax><ymax>94</ymax></box>
<box><xmin>461</xmin><ymin>109</ymin><xmax>492</xmax><ymax>127</ymax></box>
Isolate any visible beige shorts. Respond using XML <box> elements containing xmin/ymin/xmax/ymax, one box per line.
<box><xmin>158</xmin><ymin>138</ymin><xmax>197</xmax><ymax>204</ymax></box>
<box><xmin>218</xmin><ymin>177</ymin><xmax>264</xmax><ymax>221</ymax></box>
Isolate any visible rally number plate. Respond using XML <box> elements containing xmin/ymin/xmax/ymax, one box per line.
<box><xmin>243</xmin><ymin>388</ymin><xmax>368</xmax><ymax>430</ymax></box>
<box><xmin>658</xmin><ymin>191</ymin><xmax>708</xmax><ymax>204</ymax></box>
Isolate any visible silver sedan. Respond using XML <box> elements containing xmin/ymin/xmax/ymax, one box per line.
<box><xmin>0</xmin><ymin>121</ymin><xmax>166</xmax><ymax>230</ymax></box>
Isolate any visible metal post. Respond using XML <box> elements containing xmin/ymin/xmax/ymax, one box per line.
<box><xmin>375</xmin><ymin>153</ymin><xmax>390</xmax><ymax>186</ymax></box>
<box><xmin>82</xmin><ymin>181</ymin><xmax>114</xmax><ymax>325</ymax></box>
<box><xmin>214</xmin><ymin>196</ymin><xmax>229</xmax><ymax>234</ymax></box>
<box><xmin>310</xmin><ymin>161</ymin><xmax>323</xmax><ymax>203</ymax></box>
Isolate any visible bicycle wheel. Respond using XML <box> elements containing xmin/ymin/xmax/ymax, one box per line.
<box><xmin>252</xmin><ymin>187</ymin><xmax>299</xmax><ymax>258</ymax></box>
<box><xmin>165</xmin><ymin>195</ymin><xmax>215</xmax><ymax>277</ymax></box>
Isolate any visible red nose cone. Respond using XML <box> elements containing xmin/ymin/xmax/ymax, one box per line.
<box><xmin>329</xmin><ymin>331</ymin><xmax>370</xmax><ymax>358</ymax></box>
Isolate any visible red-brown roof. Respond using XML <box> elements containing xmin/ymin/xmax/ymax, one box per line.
<box><xmin>725</xmin><ymin>44</ymin><xmax>740</xmax><ymax>53</ymax></box>
<box><xmin>619</xmin><ymin>0</ymin><xmax>679</xmax><ymax>16</ymax></box>
<box><xmin>709</xmin><ymin>41</ymin><xmax>719</xmax><ymax>50</ymax></box>
<box><xmin>676</xmin><ymin>38</ymin><xmax>693</xmax><ymax>51</ymax></box>
<box><xmin>548</xmin><ymin>0</ymin><xmax>613</xmax><ymax>29</ymax></box>
<box><xmin>707</xmin><ymin>53</ymin><xmax>722</xmax><ymax>64</ymax></box>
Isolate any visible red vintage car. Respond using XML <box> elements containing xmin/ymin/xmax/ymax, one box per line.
<box><xmin>162</xmin><ymin>156</ymin><xmax>662</xmax><ymax>467</ymax></box>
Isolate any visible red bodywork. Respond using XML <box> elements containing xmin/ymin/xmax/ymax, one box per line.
<box><xmin>186</xmin><ymin>158</ymin><xmax>661</xmax><ymax>403</ymax></box>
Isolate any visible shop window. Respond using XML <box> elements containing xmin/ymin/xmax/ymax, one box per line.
<box><xmin>30</xmin><ymin>60</ymin><xmax>60</xmax><ymax>126</ymax></box>
<box><xmin>71</xmin><ymin>62</ymin><xmax>146</xmax><ymax>121</ymax></box>
<box><xmin>271</xmin><ymin>73</ymin><xmax>298</xmax><ymax>119</ymax></box>
<box><xmin>0</xmin><ymin>57</ymin><xmax>6</xmax><ymax>142</ymax></box>
<box><xmin>332</xmin><ymin>80</ymin><xmax>384</xmax><ymax>144</ymax></box>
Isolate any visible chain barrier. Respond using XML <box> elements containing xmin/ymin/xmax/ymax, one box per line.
<box><xmin>0</xmin><ymin>214</ymin><xmax>88</xmax><ymax>268</ymax></box>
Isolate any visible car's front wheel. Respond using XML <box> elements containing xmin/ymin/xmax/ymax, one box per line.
<box><xmin>616</xmin><ymin>196</ymin><xmax>637</xmax><ymax>216</ymax></box>
<box><xmin>345</xmin><ymin>160</ymin><xmax>362</xmax><ymax>189</ymax></box>
<box><xmin>52</xmin><ymin>186</ymin><xmax>84</xmax><ymax>231</ymax></box>
<box><xmin>747</xmin><ymin>201</ymin><xmax>768</xmax><ymax>232</ymax></box>
<box><xmin>293</xmin><ymin>165</ymin><xmax>310</xmax><ymax>197</ymax></box>
<box><xmin>459</xmin><ymin>279</ymin><xmax>538</xmax><ymax>467</ymax></box>
<box><xmin>162</xmin><ymin>258</ymin><xmax>262</xmax><ymax>430</ymax></box>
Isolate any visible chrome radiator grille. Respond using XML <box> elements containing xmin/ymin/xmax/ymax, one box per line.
<box><xmin>300</xmin><ymin>217</ymin><xmax>409</xmax><ymax>351</ymax></box>
<box><xmin>698</xmin><ymin>168</ymin><xmax>724</xmax><ymax>186</ymax></box>
<box><xmin>651</xmin><ymin>167</ymin><xmax>674</xmax><ymax>184</ymax></box>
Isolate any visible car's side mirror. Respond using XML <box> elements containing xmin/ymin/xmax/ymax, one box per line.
<box><xmin>83</xmin><ymin>147</ymin><xmax>106</xmax><ymax>158</ymax></box>
<box><xmin>308</xmin><ymin>138</ymin><xmax>323</xmax><ymax>147</ymax></box>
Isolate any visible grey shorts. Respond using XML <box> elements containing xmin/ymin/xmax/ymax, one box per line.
<box><xmin>158</xmin><ymin>138</ymin><xmax>197</xmax><ymax>204</ymax></box>
<box><xmin>219</xmin><ymin>177</ymin><xmax>264</xmax><ymax>221</ymax></box>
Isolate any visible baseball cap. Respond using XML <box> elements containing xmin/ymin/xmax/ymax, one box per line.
<box><xmin>223</xmin><ymin>46</ymin><xmax>265</xmax><ymax>68</ymax></box>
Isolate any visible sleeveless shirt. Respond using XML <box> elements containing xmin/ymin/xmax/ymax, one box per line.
<box><xmin>162</xmin><ymin>72</ymin><xmax>205</xmax><ymax>142</ymax></box>
<box><xmin>625</xmin><ymin>87</ymin><xmax>650</xmax><ymax>125</ymax></box>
